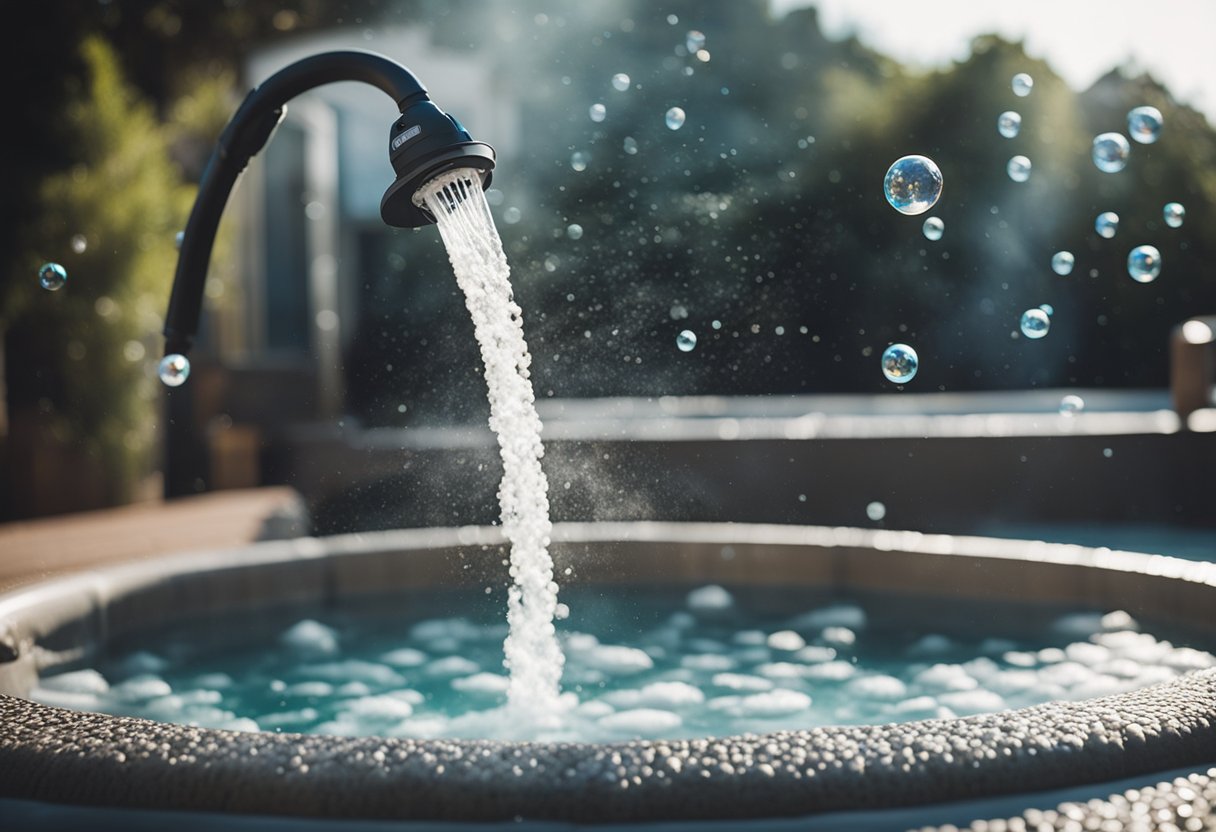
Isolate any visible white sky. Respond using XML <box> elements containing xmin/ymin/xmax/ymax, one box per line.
<box><xmin>770</xmin><ymin>0</ymin><xmax>1216</xmax><ymax>122</ymax></box>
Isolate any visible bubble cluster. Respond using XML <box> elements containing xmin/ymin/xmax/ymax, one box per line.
<box><xmin>158</xmin><ymin>354</ymin><xmax>191</xmax><ymax>388</ymax></box>
<box><xmin>1095</xmin><ymin>212</ymin><xmax>1119</xmax><ymax>239</ymax></box>
<box><xmin>38</xmin><ymin>262</ymin><xmax>67</xmax><ymax>291</ymax></box>
<box><xmin>882</xmin><ymin>155</ymin><xmax>943</xmax><ymax>216</ymax></box>
<box><xmin>1019</xmin><ymin>308</ymin><xmax>1050</xmax><ymax>339</ymax></box>
<box><xmin>1127</xmin><ymin>105</ymin><xmax>1163</xmax><ymax>144</ymax></box>
<box><xmin>1163</xmin><ymin>202</ymin><xmax>1185</xmax><ymax>229</ymax></box>
<box><xmin>997</xmin><ymin>111</ymin><xmax>1021</xmax><ymax>139</ymax></box>
<box><xmin>1127</xmin><ymin>244</ymin><xmax>1162</xmax><ymax>283</ymax></box>
<box><xmin>1051</xmin><ymin>251</ymin><xmax>1075</xmax><ymax>276</ymax></box>
<box><xmin>1011</xmin><ymin>73</ymin><xmax>1034</xmax><ymax>97</ymax></box>
<box><xmin>922</xmin><ymin>216</ymin><xmax>944</xmax><ymax>241</ymax></box>
<box><xmin>676</xmin><ymin>330</ymin><xmax>697</xmax><ymax>352</ymax></box>
<box><xmin>665</xmin><ymin>107</ymin><xmax>686</xmax><ymax>130</ymax></box>
<box><xmin>880</xmin><ymin>343</ymin><xmax>918</xmax><ymax>384</ymax></box>
<box><xmin>1006</xmin><ymin>155</ymin><xmax>1031</xmax><ymax>183</ymax></box>
<box><xmin>1092</xmin><ymin>132</ymin><xmax>1130</xmax><ymax>173</ymax></box>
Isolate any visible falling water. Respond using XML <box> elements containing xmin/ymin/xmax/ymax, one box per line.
<box><xmin>417</xmin><ymin>169</ymin><xmax>565</xmax><ymax>720</ymax></box>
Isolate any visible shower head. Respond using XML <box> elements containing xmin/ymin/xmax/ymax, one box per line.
<box><xmin>380</xmin><ymin>100</ymin><xmax>495</xmax><ymax>228</ymax></box>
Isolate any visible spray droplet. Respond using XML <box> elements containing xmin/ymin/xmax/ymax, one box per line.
<box><xmin>922</xmin><ymin>216</ymin><xmax>944</xmax><ymax>241</ymax></box>
<box><xmin>1039</xmin><ymin>304</ymin><xmax>1054</xmax><ymax>317</ymax></box>
<box><xmin>1095</xmin><ymin>212</ymin><xmax>1119</xmax><ymax>239</ymax></box>
<box><xmin>997</xmin><ymin>111</ymin><xmax>1021</xmax><ymax>138</ymax></box>
<box><xmin>566</xmin><ymin>223</ymin><xmax>583</xmax><ymax>240</ymax></box>
<box><xmin>158</xmin><ymin>353</ymin><xmax>191</xmax><ymax>387</ymax></box>
<box><xmin>1127</xmin><ymin>244</ymin><xmax>1161</xmax><ymax>283</ymax></box>
<box><xmin>1051</xmin><ymin>251</ymin><xmax>1074</xmax><ymax>276</ymax></box>
<box><xmin>1011</xmin><ymin>73</ymin><xmax>1034</xmax><ymax>97</ymax></box>
<box><xmin>665</xmin><ymin>107</ymin><xmax>686</xmax><ymax>130</ymax></box>
<box><xmin>883</xmin><ymin>155</ymin><xmax>943</xmax><ymax>216</ymax></box>
<box><xmin>1006</xmin><ymin>155</ymin><xmax>1031</xmax><ymax>182</ymax></box>
<box><xmin>1127</xmin><ymin>106</ymin><xmax>1163</xmax><ymax>144</ymax></box>
<box><xmin>1020</xmin><ymin>308</ymin><xmax>1050</xmax><ymax>339</ymax></box>
<box><xmin>70</xmin><ymin>234</ymin><xmax>87</xmax><ymax>254</ymax></box>
<box><xmin>611</xmin><ymin>73</ymin><xmax>631</xmax><ymax>91</ymax></box>
<box><xmin>1163</xmin><ymin>202</ymin><xmax>1185</xmax><ymax>228</ymax></box>
<box><xmin>881</xmin><ymin>343</ymin><xmax>918</xmax><ymax>383</ymax></box>
<box><xmin>676</xmin><ymin>330</ymin><xmax>697</xmax><ymax>352</ymax></box>
<box><xmin>588</xmin><ymin>103</ymin><xmax>606</xmax><ymax>123</ymax></box>
<box><xmin>685</xmin><ymin>30</ymin><xmax>705</xmax><ymax>52</ymax></box>
<box><xmin>1092</xmin><ymin>132</ymin><xmax>1130</xmax><ymax>173</ymax></box>
<box><xmin>866</xmin><ymin>501</ymin><xmax>887</xmax><ymax>522</ymax></box>
<box><xmin>570</xmin><ymin>151</ymin><xmax>589</xmax><ymax>172</ymax></box>
<box><xmin>38</xmin><ymin>262</ymin><xmax>67</xmax><ymax>291</ymax></box>
<box><xmin>1059</xmin><ymin>394</ymin><xmax>1085</xmax><ymax>415</ymax></box>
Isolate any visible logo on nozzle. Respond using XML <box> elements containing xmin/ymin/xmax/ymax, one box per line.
<box><xmin>392</xmin><ymin>125</ymin><xmax>422</xmax><ymax>151</ymax></box>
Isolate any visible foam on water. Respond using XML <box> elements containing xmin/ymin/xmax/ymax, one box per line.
<box><xmin>418</xmin><ymin>170</ymin><xmax>565</xmax><ymax>726</ymax></box>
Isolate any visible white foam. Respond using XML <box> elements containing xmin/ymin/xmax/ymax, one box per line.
<box><xmin>846</xmin><ymin>674</ymin><xmax>908</xmax><ymax>701</ymax></box>
<box><xmin>802</xmin><ymin>661</ymin><xmax>857</xmax><ymax>682</ymax></box>
<box><xmin>120</xmin><ymin>651</ymin><xmax>169</xmax><ymax>675</ymax></box>
<box><xmin>1065</xmin><ymin>641</ymin><xmax>1113</xmax><ymax>667</ymax></box>
<box><xmin>380</xmin><ymin>647</ymin><xmax>428</xmax><ymax>667</ymax></box>
<box><xmin>280</xmin><ymin>619</ymin><xmax>339</xmax><ymax>656</ymax></box>
<box><xmin>452</xmin><ymin>672</ymin><xmax>510</xmax><ymax>695</ymax></box>
<box><xmin>409</xmin><ymin>618</ymin><xmax>484</xmax><ymax>643</ymax></box>
<box><xmin>598</xmin><ymin>708</ymin><xmax>682</xmax><ymax>735</ymax></box>
<box><xmin>793</xmin><ymin>645</ymin><xmax>837</xmax><ymax>663</ymax></box>
<box><xmin>575</xmin><ymin>700</ymin><xmax>615</xmax><ymax>718</ymax></box>
<box><xmin>710</xmin><ymin>688</ymin><xmax>812</xmax><ymax>718</ymax></box>
<box><xmin>578</xmin><ymin>644</ymin><xmax>654</xmax><ymax>674</ymax></box>
<box><xmin>820</xmin><ymin>626</ymin><xmax>856</xmax><ymax>647</ymax></box>
<box><xmin>604</xmin><ymin>681</ymin><xmax>705</xmax><ymax>709</ymax></box>
<box><xmin>341</xmin><ymin>694</ymin><xmax>415</xmax><ymax>721</ymax></box>
<box><xmin>937</xmin><ymin>689</ymin><xmax>1006</xmax><ymax>716</ymax></box>
<box><xmin>732</xmin><ymin>629</ymin><xmax>768</xmax><ymax>646</ymax></box>
<box><xmin>1163</xmin><ymin>646</ymin><xmax>1216</xmax><ymax>671</ymax></box>
<box><xmin>219</xmin><ymin>717</ymin><xmax>261</xmax><ymax>733</ymax></box>
<box><xmin>1036</xmin><ymin>661</ymin><xmax>1094</xmax><ymax>689</ymax></box>
<box><xmin>766</xmin><ymin>630</ymin><xmax>807</xmax><ymax>651</ymax></box>
<box><xmin>755</xmin><ymin>662</ymin><xmax>810</xmax><ymax>680</ymax></box>
<box><xmin>712</xmin><ymin>672</ymin><xmax>775</xmax><ymax>692</ymax></box>
<box><xmin>112</xmin><ymin>674</ymin><xmax>172</xmax><ymax>701</ymax></box>
<box><xmin>787</xmin><ymin>603</ymin><xmax>867</xmax><ymax>631</ymax></box>
<box><xmin>912</xmin><ymin>664</ymin><xmax>977</xmax><ymax>693</ymax></box>
<box><xmin>906</xmin><ymin>634</ymin><xmax>954</xmax><ymax>657</ymax></box>
<box><xmin>303</xmin><ymin>660</ymin><xmax>405</xmax><ymax>687</ymax></box>
<box><xmin>191</xmin><ymin>672</ymin><xmax>234</xmax><ymax>689</ymax></box>
<box><xmin>888</xmin><ymin>695</ymin><xmax>939</xmax><ymax>716</ymax></box>
<box><xmin>686</xmin><ymin>585</ymin><xmax>734</xmax><ymax>611</ymax></box>
<box><xmin>30</xmin><ymin>687</ymin><xmax>102</xmax><ymax>711</ymax></box>
<box><xmin>681</xmin><ymin>653</ymin><xmax>736</xmax><ymax>672</ymax></box>
<box><xmin>39</xmin><ymin>669</ymin><xmax>109</xmax><ymax>695</ymax></box>
<box><xmin>424</xmin><ymin>656</ymin><xmax>480</xmax><ymax>678</ymax></box>
<box><xmin>393</xmin><ymin>716</ymin><xmax>451</xmax><ymax>739</ymax></box>
<box><xmin>285</xmin><ymin>681</ymin><xmax>334</xmax><ymax>698</ymax></box>
<box><xmin>259</xmin><ymin>707</ymin><xmax>319</xmax><ymax>728</ymax></box>
<box><xmin>336</xmin><ymin>681</ymin><xmax>372</xmax><ymax>697</ymax></box>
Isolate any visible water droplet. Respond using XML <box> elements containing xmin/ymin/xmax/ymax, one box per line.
<box><xmin>881</xmin><ymin>343</ymin><xmax>918</xmax><ymax>383</ymax></box>
<box><xmin>570</xmin><ymin>151</ymin><xmax>589</xmax><ymax>172</ymax></box>
<box><xmin>1011</xmin><ymin>73</ymin><xmax>1034</xmax><ymax>97</ymax></box>
<box><xmin>611</xmin><ymin>73</ymin><xmax>631</xmax><ymax>92</ymax></box>
<box><xmin>997</xmin><ymin>111</ymin><xmax>1021</xmax><ymax>138</ymax></box>
<box><xmin>676</xmin><ymin>330</ymin><xmax>697</xmax><ymax>352</ymax></box>
<box><xmin>866</xmin><ymin>501</ymin><xmax>887</xmax><ymax>522</ymax></box>
<box><xmin>502</xmin><ymin>206</ymin><xmax>521</xmax><ymax>224</ymax></box>
<box><xmin>1127</xmin><ymin>244</ymin><xmax>1161</xmax><ymax>283</ymax></box>
<box><xmin>1019</xmin><ymin>308</ymin><xmax>1050</xmax><ymax>339</ymax></box>
<box><xmin>566</xmin><ymin>223</ymin><xmax>583</xmax><ymax>240</ymax></box>
<box><xmin>1039</xmin><ymin>304</ymin><xmax>1054</xmax><ymax>317</ymax></box>
<box><xmin>665</xmin><ymin>107</ymin><xmax>686</xmax><ymax>130</ymax></box>
<box><xmin>1051</xmin><ymin>251</ymin><xmax>1075</xmax><ymax>276</ymax></box>
<box><xmin>589</xmin><ymin>103</ymin><xmax>606</xmax><ymax>123</ymax></box>
<box><xmin>70</xmin><ymin>234</ymin><xmax>87</xmax><ymax>254</ymax></box>
<box><xmin>882</xmin><ymin>155</ymin><xmax>943</xmax><ymax>216</ymax></box>
<box><xmin>38</xmin><ymin>262</ymin><xmax>67</xmax><ymax>291</ymax></box>
<box><xmin>1127</xmin><ymin>105</ymin><xmax>1163</xmax><ymax>144</ymax></box>
<box><xmin>158</xmin><ymin>353</ymin><xmax>191</xmax><ymax>387</ymax></box>
<box><xmin>922</xmin><ymin>216</ymin><xmax>944</xmax><ymax>241</ymax></box>
<box><xmin>173</xmin><ymin>231</ymin><xmax>185</xmax><ymax>250</ymax></box>
<box><xmin>623</xmin><ymin>136</ymin><xmax>638</xmax><ymax>155</ymax></box>
<box><xmin>1163</xmin><ymin>202</ymin><xmax>1185</xmax><ymax>228</ymax></box>
<box><xmin>1095</xmin><ymin>212</ymin><xmax>1119</xmax><ymax>239</ymax></box>
<box><xmin>1059</xmin><ymin>394</ymin><xmax>1085</xmax><ymax>415</ymax></box>
<box><xmin>1006</xmin><ymin>155</ymin><xmax>1031</xmax><ymax>183</ymax></box>
<box><xmin>1091</xmin><ymin>132</ymin><xmax>1130</xmax><ymax>173</ymax></box>
<box><xmin>685</xmin><ymin>30</ymin><xmax>705</xmax><ymax>52</ymax></box>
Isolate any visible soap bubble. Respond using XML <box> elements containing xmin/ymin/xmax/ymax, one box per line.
<box><xmin>158</xmin><ymin>354</ymin><xmax>191</xmax><ymax>387</ymax></box>
<box><xmin>881</xmin><ymin>343</ymin><xmax>918</xmax><ymax>383</ymax></box>
<box><xmin>1127</xmin><ymin>245</ymin><xmax>1161</xmax><ymax>283</ymax></box>
<box><xmin>1127</xmin><ymin>106</ymin><xmax>1163</xmax><ymax>144</ymax></box>
<box><xmin>922</xmin><ymin>216</ymin><xmax>944</xmax><ymax>241</ymax></box>
<box><xmin>1092</xmin><ymin>132</ymin><xmax>1130</xmax><ymax>173</ymax></box>
<box><xmin>1059</xmin><ymin>394</ymin><xmax>1085</xmax><ymax>415</ymax></box>
<box><xmin>866</xmin><ymin>501</ymin><xmax>887</xmax><ymax>521</ymax></box>
<box><xmin>611</xmin><ymin>73</ymin><xmax>631</xmax><ymax>92</ymax></box>
<box><xmin>1051</xmin><ymin>251</ymin><xmax>1074</xmax><ymax>276</ymax></box>
<box><xmin>570</xmin><ymin>151</ymin><xmax>589</xmax><ymax>171</ymax></box>
<box><xmin>589</xmin><ymin>103</ymin><xmax>606</xmax><ymax>122</ymax></box>
<box><xmin>665</xmin><ymin>107</ymin><xmax>686</xmax><ymax>130</ymax></box>
<box><xmin>1006</xmin><ymin>155</ymin><xmax>1031</xmax><ymax>183</ymax></box>
<box><xmin>566</xmin><ymin>223</ymin><xmax>583</xmax><ymax>240</ymax></box>
<box><xmin>1163</xmin><ymin>202</ymin><xmax>1185</xmax><ymax>229</ymax></box>
<box><xmin>1011</xmin><ymin>73</ymin><xmax>1034</xmax><ymax>97</ymax></box>
<box><xmin>685</xmin><ymin>30</ymin><xmax>705</xmax><ymax>52</ymax></box>
<box><xmin>1095</xmin><ymin>212</ymin><xmax>1119</xmax><ymax>239</ymax></box>
<box><xmin>997</xmin><ymin>111</ymin><xmax>1021</xmax><ymax>138</ymax></box>
<box><xmin>1039</xmin><ymin>304</ymin><xmax>1054</xmax><ymax>317</ymax></box>
<box><xmin>676</xmin><ymin>330</ymin><xmax>697</xmax><ymax>352</ymax></box>
<box><xmin>882</xmin><ymin>155</ymin><xmax>943</xmax><ymax>216</ymax></box>
<box><xmin>38</xmin><ymin>262</ymin><xmax>67</xmax><ymax>291</ymax></box>
<box><xmin>1020</xmin><ymin>308</ymin><xmax>1050</xmax><ymax>339</ymax></box>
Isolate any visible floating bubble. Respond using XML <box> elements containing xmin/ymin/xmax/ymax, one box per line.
<box><xmin>566</xmin><ymin>223</ymin><xmax>583</xmax><ymax>240</ymax></box>
<box><xmin>1059</xmin><ymin>394</ymin><xmax>1085</xmax><ymax>415</ymax></box>
<box><xmin>1011</xmin><ymin>73</ymin><xmax>1034</xmax><ymax>97</ymax></box>
<box><xmin>685</xmin><ymin>30</ymin><xmax>705</xmax><ymax>52</ymax></box>
<box><xmin>866</xmin><ymin>501</ymin><xmax>887</xmax><ymax>522</ymax></box>
<box><xmin>1051</xmin><ymin>251</ymin><xmax>1074</xmax><ymax>276</ymax></box>
<box><xmin>922</xmin><ymin>216</ymin><xmax>944</xmax><ymax>241</ymax></box>
<box><xmin>997</xmin><ymin>111</ymin><xmax>1021</xmax><ymax>139</ymax></box>
<box><xmin>881</xmin><ymin>343</ymin><xmax>918</xmax><ymax>383</ymax></box>
<box><xmin>1163</xmin><ymin>202</ymin><xmax>1185</xmax><ymax>229</ymax></box>
<box><xmin>882</xmin><ymin>155</ymin><xmax>943</xmax><ymax>216</ymax></box>
<box><xmin>622</xmin><ymin>136</ymin><xmax>638</xmax><ymax>155</ymax></box>
<box><xmin>665</xmin><ymin>107</ymin><xmax>686</xmax><ymax>130</ymax></box>
<box><xmin>570</xmin><ymin>151</ymin><xmax>589</xmax><ymax>172</ymax></box>
<box><xmin>676</xmin><ymin>330</ymin><xmax>697</xmax><ymax>352</ymax></box>
<box><xmin>158</xmin><ymin>354</ymin><xmax>191</xmax><ymax>387</ymax></box>
<box><xmin>1095</xmin><ymin>212</ymin><xmax>1119</xmax><ymax>239</ymax></box>
<box><xmin>589</xmin><ymin>103</ymin><xmax>606</xmax><ymax>123</ymax></box>
<box><xmin>1039</xmin><ymin>304</ymin><xmax>1054</xmax><ymax>317</ymax></box>
<box><xmin>1020</xmin><ymin>308</ymin><xmax>1050</xmax><ymax>339</ymax></box>
<box><xmin>70</xmin><ymin>234</ymin><xmax>87</xmax><ymax>254</ymax></box>
<box><xmin>38</xmin><ymin>262</ymin><xmax>67</xmax><ymax>291</ymax></box>
<box><xmin>611</xmin><ymin>73</ymin><xmax>631</xmax><ymax>92</ymax></box>
<box><xmin>1127</xmin><ymin>244</ymin><xmax>1161</xmax><ymax>283</ymax></box>
<box><xmin>1127</xmin><ymin>106</ymin><xmax>1163</xmax><ymax>144</ymax></box>
<box><xmin>1006</xmin><ymin>155</ymin><xmax>1031</xmax><ymax>183</ymax></box>
<box><xmin>1092</xmin><ymin>132</ymin><xmax>1130</xmax><ymax>173</ymax></box>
